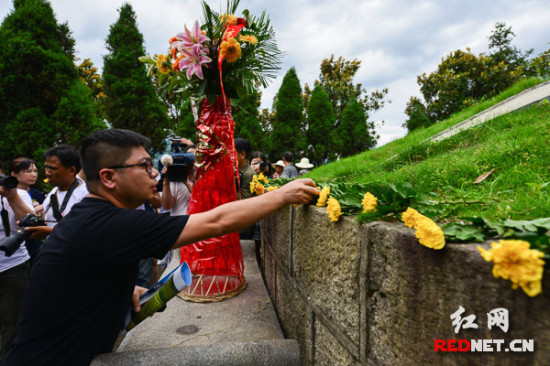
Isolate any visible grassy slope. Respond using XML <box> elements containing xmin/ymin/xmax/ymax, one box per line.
<box><xmin>307</xmin><ymin>78</ymin><xmax>550</xmax><ymax>221</ymax></box>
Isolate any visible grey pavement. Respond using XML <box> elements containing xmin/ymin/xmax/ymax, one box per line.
<box><xmin>430</xmin><ymin>80</ymin><xmax>550</xmax><ymax>142</ymax></box>
<box><xmin>92</xmin><ymin>240</ymin><xmax>299</xmax><ymax>366</ymax></box>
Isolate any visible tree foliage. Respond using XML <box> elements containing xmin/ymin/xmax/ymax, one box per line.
<box><xmin>339</xmin><ymin>97</ymin><xmax>375</xmax><ymax>157</ymax></box>
<box><xmin>305</xmin><ymin>85</ymin><xmax>337</xmax><ymax>164</ymax></box>
<box><xmin>303</xmin><ymin>55</ymin><xmax>386</xmax><ymax>157</ymax></box>
<box><xmin>405</xmin><ymin>23</ymin><xmax>531</xmax><ymax>131</ymax></box>
<box><xmin>0</xmin><ymin>0</ymin><xmax>104</xmax><ymax>165</ymax></box>
<box><xmin>268</xmin><ymin>67</ymin><xmax>304</xmax><ymax>160</ymax></box>
<box><xmin>102</xmin><ymin>3</ymin><xmax>170</xmax><ymax>153</ymax></box>
<box><xmin>232</xmin><ymin>89</ymin><xmax>266</xmax><ymax>152</ymax></box>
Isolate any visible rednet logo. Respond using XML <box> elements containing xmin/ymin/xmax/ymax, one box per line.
<box><xmin>434</xmin><ymin>339</ymin><xmax>534</xmax><ymax>353</ymax></box>
<box><xmin>434</xmin><ymin>306</ymin><xmax>535</xmax><ymax>353</ymax></box>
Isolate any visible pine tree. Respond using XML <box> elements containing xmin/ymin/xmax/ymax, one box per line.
<box><xmin>102</xmin><ymin>3</ymin><xmax>170</xmax><ymax>152</ymax></box>
<box><xmin>0</xmin><ymin>0</ymin><xmax>104</xmax><ymax>164</ymax></box>
<box><xmin>339</xmin><ymin>97</ymin><xmax>374</xmax><ymax>157</ymax></box>
<box><xmin>268</xmin><ymin>67</ymin><xmax>304</xmax><ymax>160</ymax></box>
<box><xmin>233</xmin><ymin>89</ymin><xmax>265</xmax><ymax>152</ymax></box>
<box><xmin>305</xmin><ymin>85</ymin><xmax>336</xmax><ymax>164</ymax></box>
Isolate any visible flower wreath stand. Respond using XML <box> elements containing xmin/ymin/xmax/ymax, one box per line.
<box><xmin>178</xmin><ymin>96</ymin><xmax>246</xmax><ymax>302</ymax></box>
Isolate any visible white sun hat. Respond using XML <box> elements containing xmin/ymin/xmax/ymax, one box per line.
<box><xmin>273</xmin><ymin>160</ymin><xmax>285</xmax><ymax>168</ymax></box>
<box><xmin>295</xmin><ymin>157</ymin><xmax>314</xmax><ymax>169</ymax></box>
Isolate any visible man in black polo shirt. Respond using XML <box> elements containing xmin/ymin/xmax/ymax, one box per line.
<box><xmin>2</xmin><ymin>129</ymin><xmax>319</xmax><ymax>366</ymax></box>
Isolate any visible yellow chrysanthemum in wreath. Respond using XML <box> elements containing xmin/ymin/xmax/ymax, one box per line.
<box><xmin>156</xmin><ymin>54</ymin><xmax>171</xmax><ymax>74</ymax></box>
<box><xmin>220</xmin><ymin>13</ymin><xmax>238</xmax><ymax>25</ymax></box>
<box><xmin>362</xmin><ymin>192</ymin><xmax>378</xmax><ymax>213</ymax></box>
<box><xmin>478</xmin><ymin>240</ymin><xmax>545</xmax><ymax>297</ymax></box>
<box><xmin>220</xmin><ymin>38</ymin><xmax>241</xmax><ymax>63</ymax></box>
<box><xmin>316</xmin><ymin>186</ymin><xmax>330</xmax><ymax>207</ymax></box>
<box><xmin>326</xmin><ymin>197</ymin><xmax>342</xmax><ymax>222</ymax></box>
<box><xmin>239</xmin><ymin>34</ymin><xmax>258</xmax><ymax>45</ymax></box>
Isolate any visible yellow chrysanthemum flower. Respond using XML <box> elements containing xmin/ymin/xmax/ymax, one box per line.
<box><xmin>362</xmin><ymin>192</ymin><xmax>378</xmax><ymax>213</ymax></box>
<box><xmin>317</xmin><ymin>186</ymin><xmax>330</xmax><ymax>207</ymax></box>
<box><xmin>478</xmin><ymin>240</ymin><xmax>545</xmax><ymax>297</ymax></box>
<box><xmin>220</xmin><ymin>13</ymin><xmax>238</xmax><ymax>25</ymax></box>
<box><xmin>239</xmin><ymin>34</ymin><xmax>258</xmax><ymax>45</ymax></box>
<box><xmin>255</xmin><ymin>183</ymin><xmax>265</xmax><ymax>195</ymax></box>
<box><xmin>326</xmin><ymin>197</ymin><xmax>342</xmax><ymax>222</ymax></box>
<box><xmin>414</xmin><ymin>217</ymin><xmax>445</xmax><ymax>250</ymax></box>
<box><xmin>220</xmin><ymin>38</ymin><xmax>242</xmax><ymax>63</ymax></box>
<box><xmin>250</xmin><ymin>180</ymin><xmax>256</xmax><ymax>194</ymax></box>
<box><xmin>401</xmin><ymin>207</ymin><xmax>421</xmax><ymax>228</ymax></box>
<box><xmin>267</xmin><ymin>186</ymin><xmax>278</xmax><ymax>192</ymax></box>
<box><xmin>256</xmin><ymin>173</ymin><xmax>269</xmax><ymax>184</ymax></box>
<box><xmin>156</xmin><ymin>54</ymin><xmax>171</xmax><ymax>74</ymax></box>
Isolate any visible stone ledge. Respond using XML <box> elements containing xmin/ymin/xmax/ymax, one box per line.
<box><xmin>92</xmin><ymin>340</ymin><xmax>300</xmax><ymax>366</ymax></box>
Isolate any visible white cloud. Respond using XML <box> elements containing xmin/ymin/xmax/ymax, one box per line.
<box><xmin>1</xmin><ymin>0</ymin><xmax>550</xmax><ymax>147</ymax></box>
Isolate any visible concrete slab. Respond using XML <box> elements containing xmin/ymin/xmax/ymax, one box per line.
<box><xmin>92</xmin><ymin>240</ymin><xmax>297</xmax><ymax>365</ymax></box>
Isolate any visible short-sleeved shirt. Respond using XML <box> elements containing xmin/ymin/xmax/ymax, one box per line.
<box><xmin>2</xmin><ymin>197</ymin><xmax>188</xmax><ymax>366</ymax></box>
<box><xmin>0</xmin><ymin>188</ymin><xmax>34</xmax><ymax>273</ymax></box>
<box><xmin>42</xmin><ymin>182</ymin><xmax>88</xmax><ymax>227</ymax></box>
<box><xmin>281</xmin><ymin>164</ymin><xmax>298</xmax><ymax>179</ymax></box>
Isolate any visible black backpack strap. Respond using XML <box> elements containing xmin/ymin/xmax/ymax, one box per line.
<box><xmin>50</xmin><ymin>179</ymin><xmax>80</xmax><ymax>223</ymax></box>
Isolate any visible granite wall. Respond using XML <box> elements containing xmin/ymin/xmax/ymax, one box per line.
<box><xmin>261</xmin><ymin>205</ymin><xmax>550</xmax><ymax>365</ymax></box>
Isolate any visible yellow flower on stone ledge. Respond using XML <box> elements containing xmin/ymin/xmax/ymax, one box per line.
<box><xmin>362</xmin><ymin>192</ymin><xmax>378</xmax><ymax>213</ymax></box>
<box><xmin>326</xmin><ymin>197</ymin><xmax>342</xmax><ymax>222</ymax></box>
<box><xmin>414</xmin><ymin>217</ymin><xmax>445</xmax><ymax>250</ymax></box>
<box><xmin>401</xmin><ymin>207</ymin><xmax>421</xmax><ymax>228</ymax></box>
<box><xmin>478</xmin><ymin>240</ymin><xmax>545</xmax><ymax>297</ymax></box>
<box><xmin>317</xmin><ymin>186</ymin><xmax>330</xmax><ymax>207</ymax></box>
<box><xmin>401</xmin><ymin>207</ymin><xmax>445</xmax><ymax>250</ymax></box>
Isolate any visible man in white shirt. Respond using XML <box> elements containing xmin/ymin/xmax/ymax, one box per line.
<box><xmin>36</xmin><ymin>146</ymin><xmax>88</xmax><ymax>235</ymax></box>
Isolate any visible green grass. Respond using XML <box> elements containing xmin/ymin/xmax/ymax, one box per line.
<box><xmin>307</xmin><ymin>78</ymin><xmax>550</xmax><ymax>221</ymax></box>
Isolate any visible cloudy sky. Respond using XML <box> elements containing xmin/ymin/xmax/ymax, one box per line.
<box><xmin>2</xmin><ymin>0</ymin><xmax>549</xmax><ymax>146</ymax></box>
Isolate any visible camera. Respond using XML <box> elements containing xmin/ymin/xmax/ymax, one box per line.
<box><xmin>259</xmin><ymin>161</ymin><xmax>266</xmax><ymax>172</ymax></box>
<box><xmin>0</xmin><ymin>174</ymin><xmax>18</xmax><ymax>189</ymax></box>
<box><xmin>0</xmin><ymin>213</ymin><xmax>46</xmax><ymax>257</ymax></box>
<box><xmin>165</xmin><ymin>152</ymin><xmax>195</xmax><ymax>183</ymax></box>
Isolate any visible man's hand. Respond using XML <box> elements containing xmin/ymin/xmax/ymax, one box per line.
<box><xmin>25</xmin><ymin>226</ymin><xmax>54</xmax><ymax>240</ymax></box>
<box><xmin>132</xmin><ymin>286</ymin><xmax>148</xmax><ymax>313</ymax></box>
<box><xmin>275</xmin><ymin>178</ymin><xmax>320</xmax><ymax>205</ymax></box>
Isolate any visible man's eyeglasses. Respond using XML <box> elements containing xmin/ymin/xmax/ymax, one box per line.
<box><xmin>108</xmin><ymin>159</ymin><xmax>155</xmax><ymax>175</ymax></box>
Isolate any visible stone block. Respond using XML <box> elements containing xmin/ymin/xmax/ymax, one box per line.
<box><xmin>314</xmin><ymin>318</ymin><xmax>357</xmax><ymax>366</ymax></box>
<box><xmin>292</xmin><ymin>205</ymin><xmax>361</xmax><ymax>346</ymax></box>
<box><xmin>262</xmin><ymin>206</ymin><xmax>293</xmax><ymax>271</ymax></box>
<box><xmin>365</xmin><ymin>221</ymin><xmax>550</xmax><ymax>365</ymax></box>
<box><xmin>275</xmin><ymin>269</ymin><xmax>313</xmax><ymax>365</ymax></box>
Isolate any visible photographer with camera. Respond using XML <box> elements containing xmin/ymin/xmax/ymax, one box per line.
<box><xmin>160</xmin><ymin>152</ymin><xmax>195</xmax><ymax>216</ymax></box>
<box><xmin>29</xmin><ymin>146</ymin><xmax>88</xmax><ymax>241</ymax></box>
<box><xmin>0</xmin><ymin>174</ymin><xmax>35</xmax><ymax>359</ymax></box>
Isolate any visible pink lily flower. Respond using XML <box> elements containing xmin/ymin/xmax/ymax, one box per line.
<box><xmin>179</xmin><ymin>44</ymin><xmax>212</xmax><ymax>80</ymax></box>
<box><xmin>174</xmin><ymin>20</ymin><xmax>209</xmax><ymax>50</ymax></box>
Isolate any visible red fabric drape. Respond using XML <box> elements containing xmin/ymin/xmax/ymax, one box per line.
<box><xmin>179</xmin><ymin>96</ymin><xmax>244</xmax><ymax>297</ymax></box>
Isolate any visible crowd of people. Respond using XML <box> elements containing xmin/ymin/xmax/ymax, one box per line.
<box><xmin>0</xmin><ymin>130</ymin><xmax>318</xmax><ymax>365</ymax></box>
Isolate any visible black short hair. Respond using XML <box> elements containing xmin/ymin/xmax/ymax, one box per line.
<box><xmin>234</xmin><ymin>138</ymin><xmax>251</xmax><ymax>157</ymax></box>
<box><xmin>10</xmin><ymin>157</ymin><xmax>36</xmax><ymax>174</ymax></box>
<box><xmin>250</xmin><ymin>151</ymin><xmax>266</xmax><ymax>162</ymax></box>
<box><xmin>80</xmin><ymin>129</ymin><xmax>151</xmax><ymax>182</ymax></box>
<box><xmin>44</xmin><ymin>145</ymin><xmax>81</xmax><ymax>172</ymax></box>
<box><xmin>283</xmin><ymin>151</ymin><xmax>294</xmax><ymax>163</ymax></box>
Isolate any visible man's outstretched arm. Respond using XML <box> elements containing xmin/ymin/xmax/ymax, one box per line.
<box><xmin>173</xmin><ymin>179</ymin><xmax>319</xmax><ymax>248</ymax></box>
